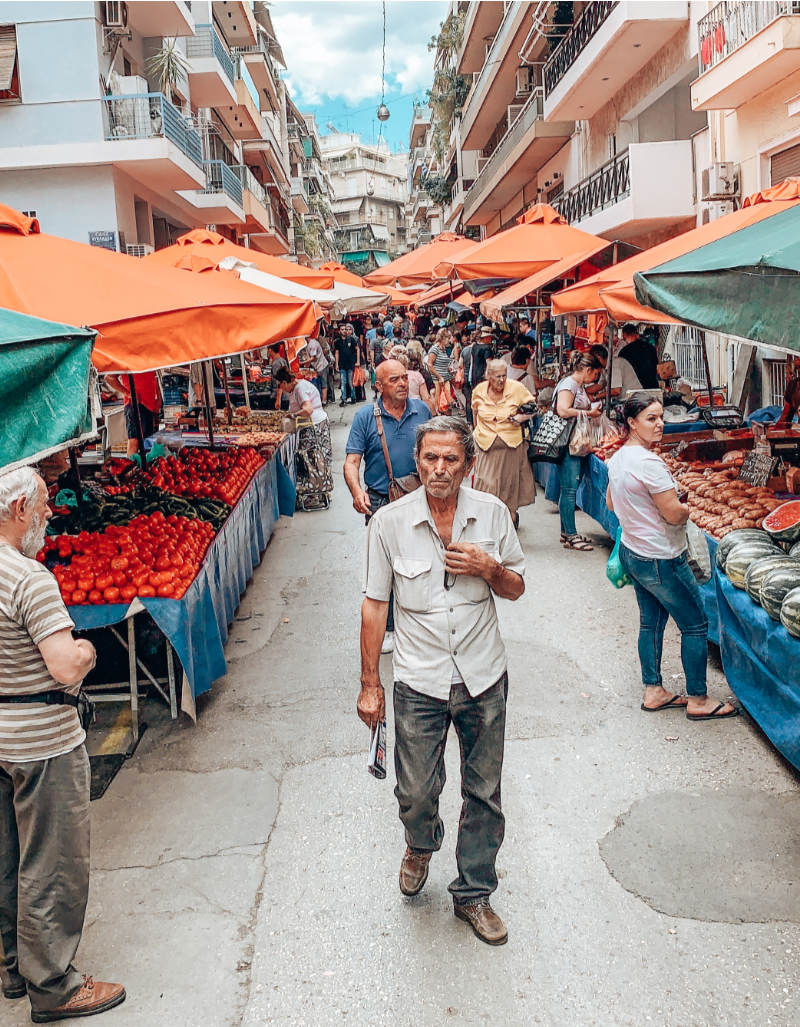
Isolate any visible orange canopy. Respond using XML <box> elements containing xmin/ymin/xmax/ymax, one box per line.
<box><xmin>480</xmin><ymin>241</ymin><xmax>612</xmax><ymax>322</ymax></box>
<box><xmin>146</xmin><ymin>229</ymin><xmax>335</xmax><ymax>289</ymax></box>
<box><xmin>317</xmin><ymin>261</ymin><xmax>365</xmax><ymax>288</ymax></box>
<box><xmin>364</xmin><ymin>233</ymin><xmax>472</xmax><ymax>287</ymax></box>
<box><xmin>410</xmin><ymin>280</ymin><xmax>461</xmax><ymax>308</ymax></box>
<box><xmin>552</xmin><ymin>182</ymin><xmax>800</xmax><ymax>322</ymax></box>
<box><xmin>0</xmin><ymin>204</ymin><xmax>317</xmax><ymax>373</ymax></box>
<box><xmin>435</xmin><ymin>205</ymin><xmax>606</xmax><ymax>281</ymax></box>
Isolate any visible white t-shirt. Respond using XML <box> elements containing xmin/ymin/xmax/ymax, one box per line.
<box><xmin>553</xmin><ymin>375</ymin><xmax>590</xmax><ymax>412</ymax></box>
<box><xmin>611</xmin><ymin>355</ymin><xmax>642</xmax><ymax>394</ymax></box>
<box><xmin>607</xmin><ymin>444</ymin><xmax>687</xmax><ymax>559</ymax></box>
<box><xmin>289</xmin><ymin>379</ymin><xmax>327</xmax><ymax>425</ymax></box>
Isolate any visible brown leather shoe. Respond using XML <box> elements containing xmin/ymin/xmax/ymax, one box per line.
<box><xmin>399</xmin><ymin>846</ymin><xmax>432</xmax><ymax>896</ymax></box>
<box><xmin>31</xmin><ymin>975</ymin><xmax>126</xmax><ymax>1022</ymax></box>
<box><xmin>453</xmin><ymin>897</ymin><xmax>508</xmax><ymax>945</ymax></box>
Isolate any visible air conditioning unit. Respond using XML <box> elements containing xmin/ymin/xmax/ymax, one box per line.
<box><xmin>701</xmin><ymin>162</ymin><xmax>737</xmax><ymax>201</ymax></box>
<box><xmin>117</xmin><ymin>75</ymin><xmax>148</xmax><ymax>95</ymax></box>
<box><xmin>507</xmin><ymin>104</ymin><xmax>524</xmax><ymax>127</ymax></box>
<box><xmin>126</xmin><ymin>243</ymin><xmax>154</xmax><ymax>258</ymax></box>
<box><xmin>104</xmin><ymin>1</ymin><xmax>128</xmax><ymax>28</ymax></box>
<box><xmin>701</xmin><ymin>200</ymin><xmax>735</xmax><ymax>224</ymax></box>
<box><xmin>515</xmin><ymin>68</ymin><xmax>532</xmax><ymax>97</ymax></box>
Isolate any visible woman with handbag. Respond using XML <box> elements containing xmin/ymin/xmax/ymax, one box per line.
<box><xmin>606</xmin><ymin>394</ymin><xmax>737</xmax><ymax>720</ymax></box>
<box><xmin>553</xmin><ymin>352</ymin><xmax>604</xmax><ymax>551</ymax></box>
<box><xmin>471</xmin><ymin>359</ymin><xmax>536</xmax><ymax>528</ymax></box>
<box><xmin>427</xmin><ymin>327</ymin><xmax>460</xmax><ymax>414</ymax></box>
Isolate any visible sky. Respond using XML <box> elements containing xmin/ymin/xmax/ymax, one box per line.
<box><xmin>270</xmin><ymin>1</ymin><xmax>449</xmax><ymax>153</ymax></box>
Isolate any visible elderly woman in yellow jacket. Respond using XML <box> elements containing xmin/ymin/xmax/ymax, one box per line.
<box><xmin>471</xmin><ymin>359</ymin><xmax>536</xmax><ymax>528</ymax></box>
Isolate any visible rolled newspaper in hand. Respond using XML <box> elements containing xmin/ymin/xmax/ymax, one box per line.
<box><xmin>368</xmin><ymin>718</ymin><xmax>387</xmax><ymax>779</ymax></box>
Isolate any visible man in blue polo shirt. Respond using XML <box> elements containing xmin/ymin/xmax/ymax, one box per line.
<box><xmin>344</xmin><ymin>359</ymin><xmax>430</xmax><ymax>651</ymax></box>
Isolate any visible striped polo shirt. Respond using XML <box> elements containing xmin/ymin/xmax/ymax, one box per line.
<box><xmin>0</xmin><ymin>542</ymin><xmax>85</xmax><ymax>762</ymax></box>
<box><xmin>429</xmin><ymin>343</ymin><xmax>454</xmax><ymax>382</ymax></box>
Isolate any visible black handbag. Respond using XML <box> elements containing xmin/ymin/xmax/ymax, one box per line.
<box><xmin>527</xmin><ymin>410</ymin><xmax>576</xmax><ymax>464</ymax></box>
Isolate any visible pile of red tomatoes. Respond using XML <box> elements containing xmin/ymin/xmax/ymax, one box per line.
<box><xmin>147</xmin><ymin>447</ymin><xmax>264</xmax><ymax>506</ymax></box>
<box><xmin>42</xmin><ymin>512</ymin><xmax>216</xmax><ymax>605</ymax></box>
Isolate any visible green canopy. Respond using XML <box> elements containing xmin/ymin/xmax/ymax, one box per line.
<box><xmin>633</xmin><ymin>204</ymin><xmax>800</xmax><ymax>352</ymax></box>
<box><xmin>0</xmin><ymin>307</ymin><xmax>97</xmax><ymax>472</ymax></box>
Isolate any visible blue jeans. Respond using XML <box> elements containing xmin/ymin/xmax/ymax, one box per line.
<box><xmin>619</xmin><ymin>544</ymin><xmax>709</xmax><ymax>696</ymax></box>
<box><xmin>339</xmin><ymin>368</ymin><xmax>355</xmax><ymax>402</ymax></box>
<box><xmin>557</xmin><ymin>452</ymin><xmax>585</xmax><ymax>536</ymax></box>
<box><xmin>393</xmin><ymin>675</ymin><xmax>507</xmax><ymax>902</ymax></box>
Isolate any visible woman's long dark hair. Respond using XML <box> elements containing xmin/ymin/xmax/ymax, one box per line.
<box><xmin>623</xmin><ymin>392</ymin><xmax>662</xmax><ymax>428</ymax></box>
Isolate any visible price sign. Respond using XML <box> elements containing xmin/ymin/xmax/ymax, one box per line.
<box><xmin>738</xmin><ymin>450</ymin><xmax>777</xmax><ymax>486</ymax></box>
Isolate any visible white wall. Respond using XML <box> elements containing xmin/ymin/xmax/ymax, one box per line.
<box><xmin>0</xmin><ymin>165</ymin><xmax>117</xmax><ymax>241</ymax></box>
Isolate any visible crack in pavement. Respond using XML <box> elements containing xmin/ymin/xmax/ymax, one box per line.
<box><xmin>94</xmin><ymin>842</ymin><xmax>266</xmax><ymax>873</ymax></box>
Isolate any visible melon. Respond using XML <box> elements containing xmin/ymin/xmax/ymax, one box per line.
<box><xmin>725</xmin><ymin>541</ymin><xmax>783</xmax><ymax>589</ymax></box>
<box><xmin>763</xmin><ymin>500</ymin><xmax>800</xmax><ymax>545</ymax></box>
<box><xmin>744</xmin><ymin>556</ymin><xmax>800</xmax><ymax>603</ymax></box>
<box><xmin>714</xmin><ymin>529</ymin><xmax>772</xmax><ymax>572</ymax></box>
<box><xmin>760</xmin><ymin>566</ymin><xmax>800</xmax><ymax>620</ymax></box>
<box><xmin>779</xmin><ymin>587</ymin><xmax>800</xmax><ymax>638</ymax></box>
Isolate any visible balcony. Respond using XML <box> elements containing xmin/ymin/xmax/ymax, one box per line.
<box><xmin>248</xmin><ymin>195</ymin><xmax>291</xmax><ymax>255</ymax></box>
<box><xmin>543</xmin><ymin>2</ymin><xmax>688</xmax><ymax>122</ymax></box>
<box><xmin>459</xmin><ymin>2</ymin><xmax>533</xmax><ymax>150</ymax></box>
<box><xmin>218</xmin><ymin>59</ymin><xmax>263</xmax><ymax>139</ymax></box>
<box><xmin>213</xmin><ymin>1</ymin><xmax>258</xmax><ymax>45</ymax></box>
<box><xmin>462</xmin><ymin>89</ymin><xmax>573</xmax><ymax>226</ymax></box>
<box><xmin>233</xmin><ymin>37</ymin><xmax>280</xmax><ymax>111</ymax></box>
<box><xmin>186</xmin><ymin>24</ymin><xmax>237</xmax><ymax>107</ymax></box>
<box><xmin>409</xmin><ymin>107</ymin><xmax>431</xmax><ymax>149</ymax></box>
<box><xmin>691</xmin><ymin>1</ymin><xmax>800</xmax><ymax>111</ymax></box>
<box><xmin>291</xmin><ymin>175</ymin><xmax>309</xmax><ymax>215</ymax></box>
<box><xmin>243</xmin><ymin>114</ymin><xmax>289</xmax><ymax>187</ymax></box>
<box><xmin>457</xmin><ymin>1</ymin><xmax>508</xmax><ymax>75</ymax></box>
<box><xmin>127</xmin><ymin>2</ymin><xmax>194</xmax><ymax>37</ymax></box>
<box><xmin>551</xmin><ymin>141</ymin><xmax>694</xmax><ymax>241</ymax></box>
<box><xmin>178</xmin><ymin>160</ymin><xmax>245</xmax><ymax>223</ymax></box>
<box><xmin>230</xmin><ymin>165</ymin><xmax>276</xmax><ymax>237</ymax></box>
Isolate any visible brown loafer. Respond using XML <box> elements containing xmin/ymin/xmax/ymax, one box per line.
<box><xmin>453</xmin><ymin>898</ymin><xmax>508</xmax><ymax>945</ymax></box>
<box><xmin>31</xmin><ymin>975</ymin><xmax>126</xmax><ymax>1022</ymax></box>
<box><xmin>399</xmin><ymin>846</ymin><xmax>432</xmax><ymax>896</ymax></box>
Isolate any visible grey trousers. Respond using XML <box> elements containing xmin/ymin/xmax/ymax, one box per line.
<box><xmin>393</xmin><ymin>674</ymin><xmax>507</xmax><ymax>902</ymax></box>
<box><xmin>0</xmin><ymin>745</ymin><xmax>90</xmax><ymax>1011</ymax></box>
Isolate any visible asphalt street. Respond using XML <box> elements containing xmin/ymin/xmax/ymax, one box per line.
<box><xmin>6</xmin><ymin>403</ymin><xmax>800</xmax><ymax>1027</ymax></box>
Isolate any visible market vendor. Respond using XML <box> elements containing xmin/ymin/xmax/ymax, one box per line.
<box><xmin>778</xmin><ymin>357</ymin><xmax>800</xmax><ymax>423</ymax></box>
<box><xmin>105</xmin><ymin>370</ymin><xmax>162</xmax><ymax>457</ymax></box>
<box><xmin>615</xmin><ymin>324</ymin><xmax>659</xmax><ymax>391</ymax></box>
<box><xmin>273</xmin><ymin>367</ymin><xmax>333</xmax><ymax>504</ymax></box>
<box><xmin>188</xmin><ymin>361</ymin><xmax>211</xmax><ymax>410</ymax></box>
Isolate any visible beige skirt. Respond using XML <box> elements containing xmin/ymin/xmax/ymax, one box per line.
<box><xmin>473</xmin><ymin>435</ymin><xmax>535</xmax><ymax>520</ymax></box>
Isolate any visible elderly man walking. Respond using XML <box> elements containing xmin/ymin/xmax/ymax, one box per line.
<box><xmin>344</xmin><ymin>359</ymin><xmax>430</xmax><ymax>653</ymax></box>
<box><xmin>0</xmin><ymin>467</ymin><xmax>125</xmax><ymax>1022</ymax></box>
<box><xmin>358</xmin><ymin>417</ymin><xmax>525</xmax><ymax>945</ymax></box>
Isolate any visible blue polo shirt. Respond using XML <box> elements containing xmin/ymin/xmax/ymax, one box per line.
<box><xmin>346</xmin><ymin>398</ymin><xmax>431</xmax><ymax>494</ymax></box>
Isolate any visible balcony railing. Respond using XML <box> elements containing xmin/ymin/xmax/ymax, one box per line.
<box><xmin>102</xmin><ymin>93</ymin><xmax>203</xmax><ymax>168</ymax></box>
<box><xmin>232</xmin><ymin>38</ymin><xmax>279</xmax><ymax>80</ymax></box>
<box><xmin>697</xmin><ymin>0</ymin><xmax>800</xmax><ymax>73</ymax></box>
<box><xmin>543</xmin><ymin>1</ymin><xmax>617</xmax><ymax>97</ymax></box>
<box><xmin>202</xmin><ymin>160</ymin><xmax>244</xmax><ymax>206</ymax></box>
<box><xmin>552</xmin><ymin>149</ymin><xmax>630</xmax><ymax>224</ymax></box>
<box><xmin>235</xmin><ymin>56</ymin><xmax>260</xmax><ymax>109</ymax></box>
<box><xmin>461</xmin><ymin>1</ymin><xmax>520</xmax><ymax>126</ymax></box>
<box><xmin>231</xmin><ymin>164</ymin><xmax>266</xmax><ymax>205</ymax></box>
<box><xmin>463</xmin><ymin>89</ymin><xmax>543</xmax><ymax>212</ymax></box>
<box><xmin>187</xmin><ymin>24</ymin><xmax>235</xmax><ymax>84</ymax></box>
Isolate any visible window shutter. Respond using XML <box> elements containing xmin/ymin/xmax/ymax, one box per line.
<box><xmin>771</xmin><ymin>142</ymin><xmax>800</xmax><ymax>184</ymax></box>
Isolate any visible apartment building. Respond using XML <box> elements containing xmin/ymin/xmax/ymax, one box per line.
<box><xmin>0</xmin><ymin>1</ymin><xmax>292</xmax><ymax>255</ymax></box>
<box><xmin>407</xmin><ymin>105</ymin><xmax>444</xmax><ymax>248</ymax></box>
<box><xmin>285</xmin><ymin>107</ymin><xmax>338</xmax><ymax>264</ymax></box>
<box><xmin>320</xmin><ymin>131</ymin><xmax>409</xmax><ymax>272</ymax></box>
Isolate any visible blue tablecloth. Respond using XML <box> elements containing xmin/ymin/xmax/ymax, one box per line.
<box><xmin>70</xmin><ymin>455</ymin><xmax>281</xmax><ymax>699</ymax></box>
<box><xmin>715</xmin><ymin>572</ymin><xmax>800</xmax><ymax>770</ymax></box>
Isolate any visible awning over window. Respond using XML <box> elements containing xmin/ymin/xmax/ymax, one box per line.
<box><xmin>0</xmin><ymin>25</ymin><xmax>18</xmax><ymax>94</ymax></box>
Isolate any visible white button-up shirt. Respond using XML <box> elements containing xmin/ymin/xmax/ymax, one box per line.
<box><xmin>365</xmin><ymin>485</ymin><xmax>525</xmax><ymax>700</ymax></box>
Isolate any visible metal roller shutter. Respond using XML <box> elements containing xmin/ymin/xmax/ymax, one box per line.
<box><xmin>0</xmin><ymin>25</ymin><xmax>17</xmax><ymax>92</ymax></box>
<box><xmin>771</xmin><ymin>142</ymin><xmax>800</xmax><ymax>184</ymax></box>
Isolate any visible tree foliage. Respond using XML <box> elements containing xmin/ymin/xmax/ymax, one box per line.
<box><xmin>426</xmin><ymin>9</ymin><xmax>469</xmax><ymax>164</ymax></box>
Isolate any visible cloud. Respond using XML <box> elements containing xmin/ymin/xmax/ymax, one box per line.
<box><xmin>271</xmin><ymin>1</ymin><xmax>447</xmax><ymax>108</ymax></box>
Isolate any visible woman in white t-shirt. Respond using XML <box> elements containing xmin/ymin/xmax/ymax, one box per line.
<box><xmin>606</xmin><ymin>394</ymin><xmax>737</xmax><ymax>721</ymax></box>
<box><xmin>553</xmin><ymin>352</ymin><xmax>603</xmax><ymax>551</ymax></box>
<box><xmin>275</xmin><ymin>367</ymin><xmax>333</xmax><ymax>500</ymax></box>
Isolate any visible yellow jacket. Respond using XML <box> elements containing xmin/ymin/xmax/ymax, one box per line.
<box><xmin>472</xmin><ymin>379</ymin><xmax>535</xmax><ymax>451</ymax></box>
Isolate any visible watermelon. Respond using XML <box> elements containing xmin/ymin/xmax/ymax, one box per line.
<box><xmin>780</xmin><ymin>586</ymin><xmax>800</xmax><ymax>638</ymax></box>
<box><xmin>714</xmin><ymin>529</ymin><xmax>772</xmax><ymax>572</ymax></box>
<box><xmin>760</xmin><ymin>566</ymin><xmax>800</xmax><ymax>620</ymax></box>
<box><xmin>763</xmin><ymin>500</ymin><xmax>800</xmax><ymax>545</ymax></box>
<box><xmin>725</xmin><ymin>540</ymin><xmax>782</xmax><ymax>589</ymax></box>
<box><xmin>744</xmin><ymin>556</ymin><xmax>800</xmax><ymax>603</ymax></box>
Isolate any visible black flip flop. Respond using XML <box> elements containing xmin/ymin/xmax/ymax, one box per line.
<box><xmin>641</xmin><ymin>694</ymin><xmax>688</xmax><ymax>712</ymax></box>
<box><xmin>686</xmin><ymin>702</ymin><xmax>739</xmax><ymax>721</ymax></box>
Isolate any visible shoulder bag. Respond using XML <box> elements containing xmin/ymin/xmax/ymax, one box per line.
<box><xmin>527</xmin><ymin>409</ymin><xmax>576</xmax><ymax>463</ymax></box>
<box><xmin>374</xmin><ymin>402</ymin><xmax>422</xmax><ymax>502</ymax></box>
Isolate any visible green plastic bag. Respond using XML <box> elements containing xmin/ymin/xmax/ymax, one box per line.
<box><xmin>606</xmin><ymin>526</ymin><xmax>632</xmax><ymax>589</ymax></box>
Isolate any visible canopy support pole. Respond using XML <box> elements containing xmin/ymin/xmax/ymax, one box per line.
<box><xmin>221</xmin><ymin>360</ymin><xmax>233</xmax><ymax>425</ymax></box>
<box><xmin>202</xmin><ymin>361</ymin><xmax>216</xmax><ymax>449</ymax></box>
<box><xmin>67</xmin><ymin>448</ymin><xmax>86</xmax><ymax>526</ymax></box>
<box><xmin>126</xmin><ymin>374</ymin><xmax>148</xmax><ymax>461</ymax></box>
<box><xmin>606</xmin><ymin>321</ymin><xmax>616</xmax><ymax>417</ymax></box>
<box><xmin>700</xmin><ymin>331</ymin><xmax>715</xmax><ymax>408</ymax></box>
<box><xmin>240</xmin><ymin>354</ymin><xmax>251</xmax><ymax>410</ymax></box>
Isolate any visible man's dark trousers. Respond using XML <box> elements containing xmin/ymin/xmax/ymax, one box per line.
<box><xmin>393</xmin><ymin>674</ymin><xmax>507</xmax><ymax>902</ymax></box>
